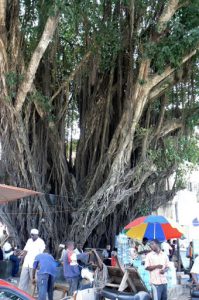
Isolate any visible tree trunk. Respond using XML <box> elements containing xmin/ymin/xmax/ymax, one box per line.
<box><xmin>0</xmin><ymin>0</ymin><xmax>198</xmax><ymax>249</ymax></box>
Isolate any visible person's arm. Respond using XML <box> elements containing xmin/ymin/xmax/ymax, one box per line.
<box><xmin>145</xmin><ymin>254</ymin><xmax>163</xmax><ymax>271</ymax></box>
<box><xmin>32</xmin><ymin>259</ymin><xmax>39</xmax><ymax>284</ymax></box>
<box><xmin>138</xmin><ymin>245</ymin><xmax>150</xmax><ymax>255</ymax></box>
<box><xmin>160</xmin><ymin>255</ymin><xmax>170</xmax><ymax>274</ymax></box>
<box><xmin>19</xmin><ymin>250</ymin><xmax>27</xmax><ymax>258</ymax></box>
<box><xmin>146</xmin><ymin>265</ymin><xmax>163</xmax><ymax>271</ymax></box>
<box><xmin>77</xmin><ymin>252</ymin><xmax>91</xmax><ymax>265</ymax></box>
<box><xmin>92</xmin><ymin>249</ymin><xmax>103</xmax><ymax>270</ymax></box>
<box><xmin>138</xmin><ymin>249</ymin><xmax>151</xmax><ymax>255</ymax></box>
<box><xmin>138</xmin><ymin>245</ymin><xmax>144</xmax><ymax>255</ymax></box>
<box><xmin>32</xmin><ymin>268</ymin><xmax>36</xmax><ymax>284</ymax></box>
<box><xmin>192</xmin><ymin>273</ymin><xmax>199</xmax><ymax>285</ymax></box>
<box><xmin>19</xmin><ymin>240</ymin><xmax>30</xmax><ymax>258</ymax></box>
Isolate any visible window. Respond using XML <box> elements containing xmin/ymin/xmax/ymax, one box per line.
<box><xmin>0</xmin><ymin>291</ymin><xmax>24</xmax><ymax>300</ymax></box>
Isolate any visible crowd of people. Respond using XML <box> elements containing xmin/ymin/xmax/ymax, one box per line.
<box><xmin>0</xmin><ymin>228</ymin><xmax>99</xmax><ymax>299</ymax></box>
<box><xmin>1</xmin><ymin>228</ymin><xmax>199</xmax><ymax>300</ymax></box>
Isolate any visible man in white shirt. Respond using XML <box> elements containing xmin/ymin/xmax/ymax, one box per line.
<box><xmin>161</xmin><ymin>241</ymin><xmax>172</xmax><ymax>258</ymax></box>
<box><xmin>18</xmin><ymin>229</ymin><xmax>45</xmax><ymax>291</ymax></box>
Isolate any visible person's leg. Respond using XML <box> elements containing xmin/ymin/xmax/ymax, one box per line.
<box><xmin>161</xmin><ymin>284</ymin><xmax>167</xmax><ymax>300</ymax></box>
<box><xmin>65</xmin><ymin>278</ymin><xmax>73</xmax><ymax>296</ymax></box>
<box><xmin>65</xmin><ymin>278</ymin><xmax>79</xmax><ymax>296</ymax></box>
<box><xmin>47</xmin><ymin>275</ymin><xmax>55</xmax><ymax>300</ymax></box>
<box><xmin>37</xmin><ymin>273</ymin><xmax>49</xmax><ymax>300</ymax></box>
<box><xmin>28</xmin><ymin>268</ymin><xmax>33</xmax><ymax>281</ymax></box>
<box><xmin>18</xmin><ymin>267</ymin><xmax>30</xmax><ymax>291</ymax></box>
<box><xmin>71</xmin><ymin>277</ymin><xmax>79</xmax><ymax>295</ymax></box>
<box><xmin>10</xmin><ymin>255</ymin><xmax>20</xmax><ymax>277</ymax></box>
<box><xmin>10</xmin><ymin>255</ymin><xmax>16</xmax><ymax>277</ymax></box>
<box><xmin>151</xmin><ymin>284</ymin><xmax>161</xmax><ymax>300</ymax></box>
<box><xmin>14</xmin><ymin>257</ymin><xmax>20</xmax><ymax>276</ymax></box>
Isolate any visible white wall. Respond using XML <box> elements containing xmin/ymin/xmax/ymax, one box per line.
<box><xmin>157</xmin><ymin>170</ymin><xmax>199</xmax><ymax>240</ymax></box>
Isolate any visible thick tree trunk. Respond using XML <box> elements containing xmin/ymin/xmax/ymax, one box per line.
<box><xmin>0</xmin><ymin>0</ymin><xmax>198</xmax><ymax>249</ymax></box>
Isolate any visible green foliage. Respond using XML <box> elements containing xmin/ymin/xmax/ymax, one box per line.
<box><xmin>6</xmin><ymin>72</ymin><xmax>24</xmax><ymax>100</ymax></box>
<box><xmin>145</xmin><ymin>1</ymin><xmax>199</xmax><ymax>73</ymax></box>
<box><xmin>30</xmin><ymin>91</ymin><xmax>52</xmax><ymax>113</ymax></box>
<box><xmin>186</xmin><ymin>106</ymin><xmax>199</xmax><ymax>130</ymax></box>
<box><xmin>150</xmin><ymin>136</ymin><xmax>199</xmax><ymax>170</ymax></box>
<box><xmin>137</xmin><ymin>203</ymin><xmax>151</xmax><ymax>216</ymax></box>
<box><xmin>147</xmin><ymin>135</ymin><xmax>199</xmax><ymax>190</ymax></box>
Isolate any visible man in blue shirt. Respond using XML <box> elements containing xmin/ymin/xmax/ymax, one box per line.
<box><xmin>32</xmin><ymin>251</ymin><xmax>57</xmax><ymax>300</ymax></box>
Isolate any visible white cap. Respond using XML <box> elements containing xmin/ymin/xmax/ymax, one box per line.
<box><xmin>31</xmin><ymin>228</ymin><xmax>39</xmax><ymax>235</ymax></box>
<box><xmin>59</xmin><ymin>244</ymin><xmax>65</xmax><ymax>248</ymax></box>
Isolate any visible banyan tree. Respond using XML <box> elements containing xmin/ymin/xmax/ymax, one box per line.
<box><xmin>0</xmin><ymin>0</ymin><xmax>199</xmax><ymax>248</ymax></box>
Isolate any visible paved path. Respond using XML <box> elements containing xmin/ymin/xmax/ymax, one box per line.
<box><xmin>168</xmin><ymin>285</ymin><xmax>190</xmax><ymax>300</ymax></box>
<box><xmin>8</xmin><ymin>278</ymin><xmax>191</xmax><ymax>299</ymax></box>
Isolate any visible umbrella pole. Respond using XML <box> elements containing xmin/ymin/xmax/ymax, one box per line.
<box><xmin>154</xmin><ymin>223</ymin><xmax>156</xmax><ymax>239</ymax></box>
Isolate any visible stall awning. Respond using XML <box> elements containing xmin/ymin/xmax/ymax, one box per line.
<box><xmin>0</xmin><ymin>184</ymin><xmax>40</xmax><ymax>204</ymax></box>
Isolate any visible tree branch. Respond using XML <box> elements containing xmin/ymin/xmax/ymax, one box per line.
<box><xmin>15</xmin><ymin>13</ymin><xmax>59</xmax><ymax>112</ymax></box>
<box><xmin>149</xmin><ymin>74</ymin><xmax>175</xmax><ymax>101</ymax></box>
<box><xmin>157</xmin><ymin>0</ymin><xmax>181</xmax><ymax>33</ymax></box>
<box><xmin>50</xmin><ymin>51</ymin><xmax>92</xmax><ymax>103</ymax></box>
<box><xmin>154</xmin><ymin>95</ymin><xmax>168</xmax><ymax>138</ymax></box>
<box><xmin>159</xmin><ymin>119</ymin><xmax>183</xmax><ymax>137</ymax></box>
<box><xmin>149</xmin><ymin>48</ymin><xmax>199</xmax><ymax>89</ymax></box>
<box><xmin>0</xmin><ymin>0</ymin><xmax>6</xmax><ymax>27</ymax></box>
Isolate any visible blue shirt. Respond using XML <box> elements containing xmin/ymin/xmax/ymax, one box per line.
<box><xmin>63</xmin><ymin>251</ymin><xmax>89</xmax><ymax>278</ymax></box>
<box><xmin>33</xmin><ymin>253</ymin><xmax>57</xmax><ymax>277</ymax></box>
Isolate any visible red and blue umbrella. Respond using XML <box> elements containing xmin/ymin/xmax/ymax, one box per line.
<box><xmin>124</xmin><ymin>215</ymin><xmax>184</xmax><ymax>241</ymax></box>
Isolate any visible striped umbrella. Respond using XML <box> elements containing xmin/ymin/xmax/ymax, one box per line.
<box><xmin>124</xmin><ymin>215</ymin><xmax>184</xmax><ymax>241</ymax></box>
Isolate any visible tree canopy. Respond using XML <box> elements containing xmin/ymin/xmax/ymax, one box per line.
<box><xmin>0</xmin><ymin>0</ymin><xmax>199</xmax><ymax>248</ymax></box>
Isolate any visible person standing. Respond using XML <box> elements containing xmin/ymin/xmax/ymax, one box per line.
<box><xmin>18</xmin><ymin>229</ymin><xmax>45</xmax><ymax>291</ymax></box>
<box><xmin>161</xmin><ymin>241</ymin><xmax>172</xmax><ymax>260</ymax></box>
<box><xmin>10</xmin><ymin>248</ymin><xmax>21</xmax><ymax>277</ymax></box>
<box><xmin>138</xmin><ymin>237</ymin><xmax>151</xmax><ymax>264</ymax></box>
<box><xmin>102</xmin><ymin>245</ymin><xmax>112</xmax><ymax>266</ymax></box>
<box><xmin>63</xmin><ymin>241</ymin><xmax>89</xmax><ymax>296</ymax></box>
<box><xmin>3</xmin><ymin>238</ymin><xmax>13</xmax><ymax>260</ymax></box>
<box><xmin>111</xmin><ymin>248</ymin><xmax>118</xmax><ymax>267</ymax></box>
<box><xmin>74</xmin><ymin>243</ymin><xmax>84</xmax><ymax>255</ymax></box>
<box><xmin>187</xmin><ymin>241</ymin><xmax>193</xmax><ymax>269</ymax></box>
<box><xmin>32</xmin><ymin>251</ymin><xmax>57</xmax><ymax>300</ymax></box>
<box><xmin>145</xmin><ymin>239</ymin><xmax>169</xmax><ymax>300</ymax></box>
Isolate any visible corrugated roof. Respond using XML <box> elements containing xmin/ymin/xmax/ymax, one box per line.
<box><xmin>0</xmin><ymin>184</ymin><xmax>40</xmax><ymax>204</ymax></box>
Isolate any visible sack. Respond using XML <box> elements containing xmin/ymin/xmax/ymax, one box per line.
<box><xmin>81</xmin><ymin>268</ymin><xmax>94</xmax><ymax>282</ymax></box>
